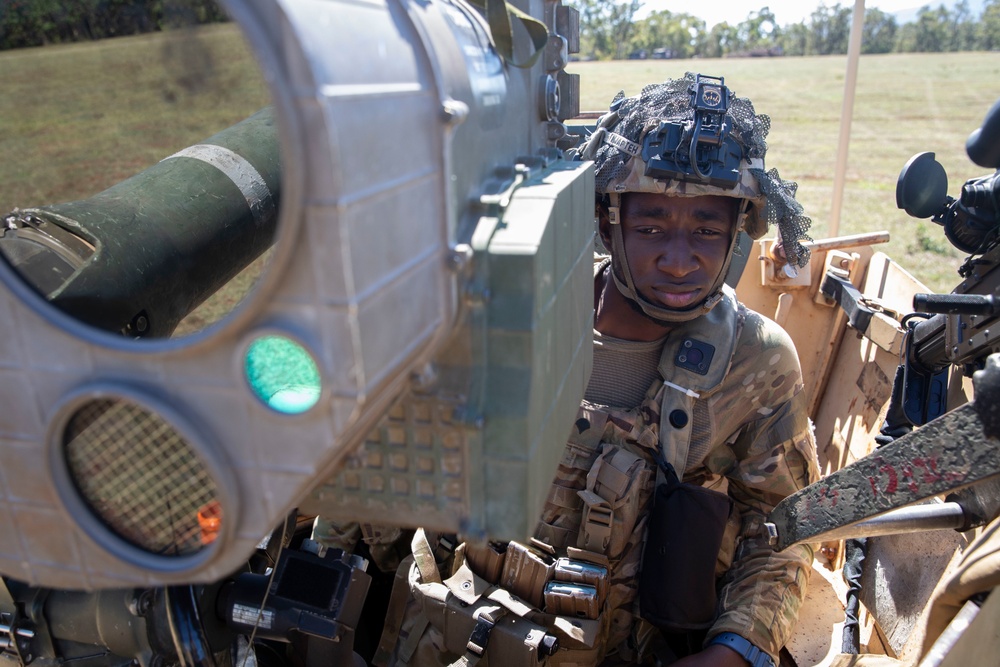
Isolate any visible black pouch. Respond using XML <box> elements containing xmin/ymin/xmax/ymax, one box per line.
<box><xmin>638</xmin><ymin>461</ymin><xmax>733</xmax><ymax>632</ymax></box>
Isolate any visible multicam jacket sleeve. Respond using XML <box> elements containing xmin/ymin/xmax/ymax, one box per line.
<box><xmin>696</xmin><ymin>310</ymin><xmax>821</xmax><ymax>663</ymax></box>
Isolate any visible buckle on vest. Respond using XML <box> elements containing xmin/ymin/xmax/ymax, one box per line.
<box><xmin>466</xmin><ymin>615</ymin><xmax>496</xmax><ymax>657</ymax></box>
<box><xmin>577</xmin><ymin>490</ymin><xmax>613</xmax><ymax>553</ymax></box>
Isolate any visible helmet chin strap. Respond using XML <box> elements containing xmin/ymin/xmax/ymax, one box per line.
<box><xmin>606</xmin><ymin>193</ymin><xmax>747</xmax><ymax>324</ymax></box>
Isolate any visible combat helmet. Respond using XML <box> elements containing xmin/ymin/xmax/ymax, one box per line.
<box><xmin>577</xmin><ymin>72</ymin><xmax>812</xmax><ymax>323</ymax></box>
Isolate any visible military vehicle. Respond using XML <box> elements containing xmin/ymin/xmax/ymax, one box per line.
<box><xmin>0</xmin><ymin>0</ymin><xmax>997</xmax><ymax>665</ymax></box>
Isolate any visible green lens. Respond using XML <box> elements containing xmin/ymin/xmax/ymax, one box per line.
<box><xmin>245</xmin><ymin>335</ymin><xmax>321</xmax><ymax>414</ymax></box>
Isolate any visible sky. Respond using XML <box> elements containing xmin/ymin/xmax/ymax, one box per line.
<box><xmin>634</xmin><ymin>0</ymin><xmax>959</xmax><ymax>26</ymax></box>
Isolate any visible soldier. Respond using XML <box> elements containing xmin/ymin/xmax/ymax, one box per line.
<box><xmin>368</xmin><ymin>72</ymin><xmax>822</xmax><ymax>667</ymax></box>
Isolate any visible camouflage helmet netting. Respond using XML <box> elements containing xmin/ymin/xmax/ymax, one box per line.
<box><xmin>751</xmin><ymin>167</ymin><xmax>813</xmax><ymax>268</ymax></box>
<box><xmin>582</xmin><ymin>73</ymin><xmax>812</xmax><ymax>267</ymax></box>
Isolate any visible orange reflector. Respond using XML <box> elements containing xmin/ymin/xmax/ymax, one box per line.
<box><xmin>198</xmin><ymin>501</ymin><xmax>222</xmax><ymax>545</ymax></box>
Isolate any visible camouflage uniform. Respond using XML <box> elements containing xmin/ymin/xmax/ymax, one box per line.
<box><xmin>346</xmin><ymin>73</ymin><xmax>820</xmax><ymax>666</ymax></box>
<box><xmin>529</xmin><ymin>267</ymin><xmax>819</xmax><ymax>665</ymax></box>
<box><xmin>366</xmin><ymin>272</ymin><xmax>819</xmax><ymax>667</ymax></box>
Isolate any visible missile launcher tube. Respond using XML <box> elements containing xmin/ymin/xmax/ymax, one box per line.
<box><xmin>1</xmin><ymin>107</ymin><xmax>279</xmax><ymax>338</ymax></box>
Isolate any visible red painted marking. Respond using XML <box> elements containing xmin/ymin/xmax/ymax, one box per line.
<box><xmin>880</xmin><ymin>465</ymin><xmax>898</xmax><ymax>493</ymax></box>
<box><xmin>869</xmin><ymin>477</ymin><xmax>879</xmax><ymax>496</ymax></box>
<box><xmin>913</xmin><ymin>457</ymin><xmax>942</xmax><ymax>484</ymax></box>
<box><xmin>900</xmin><ymin>465</ymin><xmax>920</xmax><ymax>494</ymax></box>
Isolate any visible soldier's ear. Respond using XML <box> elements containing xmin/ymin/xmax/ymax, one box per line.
<box><xmin>597</xmin><ymin>203</ymin><xmax>613</xmax><ymax>251</ymax></box>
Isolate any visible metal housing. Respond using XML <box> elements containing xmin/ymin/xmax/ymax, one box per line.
<box><xmin>0</xmin><ymin>0</ymin><xmax>586</xmax><ymax>588</ymax></box>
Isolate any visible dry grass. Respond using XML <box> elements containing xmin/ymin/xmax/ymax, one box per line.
<box><xmin>0</xmin><ymin>23</ymin><xmax>271</xmax><ymax>334</ymax></box>
<box><xmin>0</xmin><ymin>23</ymin><xmax>270</xmax><ymax>213</ymax></box>
<box><xmin>569</xmin><ymin>53</ymin><xmax>1000</xmax><ymax>293</ymax></box>
<box><xmin>2</xmin><ymin>34</ymin><xmax>997</xmax><ymax>314</ymax></box>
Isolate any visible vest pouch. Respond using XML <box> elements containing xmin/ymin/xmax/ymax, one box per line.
<box><xmin>466</xmin><ymin>541</ymin><xmax>508</xmax><ymax>585</ymax></box>
<box><xmin>577</xmin><ymin>444</ymin><xmax>653</xmax><ymax>560</ymax></box>
<box><xmin>402</xmin><ymin>557</ymin><xmax>556</xmax><ymax>666</ymax></box>
<box><xmin>423</xmin><ymin>594</ymin><xmax>554</xmax><ymax>666</ymax></box>
<box><xmin>638</xmin><ymin>463</ymin><xmax>733</xmax><ymax>632</ymax></box>
<box><xmin>499</xmin><ymin>541</ymin><xmax>555</xmax><ymax>609</ymax></box>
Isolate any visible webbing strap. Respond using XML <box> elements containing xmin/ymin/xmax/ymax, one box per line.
<box><xmin>397</xmin><ymin>613</ymin><xmax>430</xmax><ymax>665</ymax></box>
<box><xmin>372</xmin><ymin>556</ymin><xmax>417</xmax><ymax>667</ymax></box>
<box><xmin>594</xmin><ymin>454</ymin><xmax>631</xmax><ymax>499</ymax></box>
<box><xmin>534</xmin><ymin>521</ymin><xmax>573</xmax><ymax>548</ymax></box>
<box><xmin>548</xmin><ymin>484</ymin><xmax>584</xmax><ymax>510</ymax></box>
<box><xmin>448</xmin><ymin>605</ymin><xmax>507</xmax><ymax>667</ymax></box>
<box><xmin>412</xmin><ymin>528</ymin><xmax>443</xmax><ymax>585</ymax></box>
<box><xmin>466</xmin><ymin>0</ymin><xmax>548</xmax><ymax>68</ymax></box>
<box><xmin>486</xmin><ymin>586</ymin><xmax>536</xmax><ymax>618</ymax></box>
<box><xmin>577</xmin><ymin>489</ymin><xmax>613</xmax><ymax>553</ymax></box>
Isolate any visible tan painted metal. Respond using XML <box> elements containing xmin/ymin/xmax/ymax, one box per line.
<box><xmin>735</xmin><ymin>237</ymin><xmax>967</xmax><ymax>666</ymax></box>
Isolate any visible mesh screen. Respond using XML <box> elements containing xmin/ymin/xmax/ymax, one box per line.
<box><xmin>64</xmin><ymin>398</ymin><xmax>220</xmax><ymax>557</ymax></box>
<box><xmin>591</xmin><ymin>78</ymin><xmax>770</xmax><ymax>195</ymax></box>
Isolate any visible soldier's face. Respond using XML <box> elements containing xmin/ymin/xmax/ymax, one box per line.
<box><xmin>609</xmin><ymin>193</ymin><xmax>736</xmax><ymax>311</ymax></box>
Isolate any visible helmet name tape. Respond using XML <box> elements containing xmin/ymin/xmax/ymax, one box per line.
<box><xmin>605</xmin><ymin>132</ymin><xmax>641</xmax><ymax>157</ymax></box>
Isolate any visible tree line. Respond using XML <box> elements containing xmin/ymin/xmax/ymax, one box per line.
<box><xmin>3</xmin><ymin>0</ymin><xmax>999</xmax><ymax>56</ymax></box>
<box><xmin>573</xmin><ymin>0</ymin><xmax>1000</xmax><ymax>60</ymax></box>
<box><xmin>0</xmin><ymin>0</ymin><xmax>227</xmax><ymax>51</ymax></box>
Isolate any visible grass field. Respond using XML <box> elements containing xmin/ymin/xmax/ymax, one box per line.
<box><xmin>0</xmin><ymin>23</ymin><xmax>270</xmax><ymax>211</ymax></box>
<box><xmin>570</xmin><ymin>53</ymin><xmax>1000</xmax><ymax>292</ymax></box>
<box><xmin>0</xmin><ymin>23</ymin><xmax>270</xmax><ymax>334</ymax></box>
<box><xmin>2</xmin><ymin>27</ymin><xmax>998</xmax><ymax>304</ymax></box>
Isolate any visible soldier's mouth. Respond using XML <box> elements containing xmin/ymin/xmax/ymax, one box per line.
<box><xmin>652</xmin><ymin>287</ymin><xmax>701</xmax><ymax>309</ymax></box>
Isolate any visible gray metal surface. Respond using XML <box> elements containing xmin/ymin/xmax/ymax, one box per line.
<box><xmin>809</xmin><ymin>501</ymin><xmax>966</xmax><ymax>543</ymax></box>
<box><xmin>0</xmin><ymin>0</ymin><xmax>583</xmax><ymax>588</ymax></box>
<box><xmin>768</xmin><ymin>401</ymin><xmax>1000</xmax><ymax>551</ymax></box>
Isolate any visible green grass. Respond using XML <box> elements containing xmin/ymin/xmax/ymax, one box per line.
<box><xmin>2</xmin><ymin>34</ymin><xmax>997</xmax><ymax>306</ymax></box>
<box><xmin>0</xmin><ymin>23</ymin><xmax>271</xmax><ymax>334</ymax></box>
<box><xmin>569</xmin><ymin>53</ymin><xmax>1000</xmax><ymax>293</ymax></box>
<box><xmin>0</xmin><ymin>23</ymin><xmax>270</xmax><ymax>213</ymax></box>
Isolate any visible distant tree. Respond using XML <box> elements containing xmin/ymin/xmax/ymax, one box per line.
<box><xmin>862</xmin><ymin>7</ymin><xmax>897</xmax><ymax>54</ymax></box>
<box><xmin>807</xmin><ymin>3</ymin><xmax>852</xmax><ymax>55</ymax></box>
<box><xmin>0</xmin><ymin>0</ymin><xmax>228</xmax><ymax>50</ymax></box>
<box><xmin>734</xmin><ymin>6</ymin><xmax>780</xmax><ymax>52</ymax></box>
<box><xmin>983</xmin><ymin>0</ymin><xmax>1000</xmax><ymax>50</ymax></box>
<box><xmin>912</xmin><ymin>5</ymin><xmax>952</xmax><ymax>52</ymax></box>
<box><xmin>894</xmin><ymin>20</ymin><xmax>917</xmax><ymax>51</ymax></box>
<box><xmin>777</xmin><ymin>21</ymin><xmax>810</xmax><ymax>55</ymax></box>
<box><xmin>950</xmin><ymin>0</ymin><xmax>978</xmax><ymax>50</ymax></box>
<box><xmin>573</xmin><ymin>0</ymin><xmax>642</xmax><ymax>59</ymax></box>
<box><xmin>630</xmin><ymin>10</ymin><xmax>705</xmax><ymax>59</ymax></box>
<box><xmin>702</xmin><ymin>21</ymin><xmax>739</xmax><ymax>58</ymax></box>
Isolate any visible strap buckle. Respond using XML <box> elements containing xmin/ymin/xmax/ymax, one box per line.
<box><xmin>466</xmin><ymin>614</ymin><xmax>497</xmax><ymax>658</ymax></box>
<box><xmin>577</xmin><ymin>490</ymin><xmax>613</xmax><ymax>553</ymax></box>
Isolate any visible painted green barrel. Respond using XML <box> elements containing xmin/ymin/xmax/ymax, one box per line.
<box><xmin>1</xmin><ymin>107</ymin><xmax>279</xmax><ymax>337</ymax></box>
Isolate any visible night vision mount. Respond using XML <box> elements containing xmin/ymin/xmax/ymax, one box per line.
<box><xmin>897</xmin><ymin>97</ymin><xmax>1000</xmax><ymax>258</ymax></box>
<box><xmin>640</xmin><ymin>74</ymin><xmax>744</xmax><ymax>188</ymax></box>
<box><xmin>894</xmin><ymin>97</ymin><xmax>1000</xmax><ymax>425</ymax></box>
